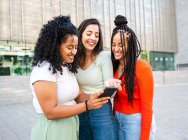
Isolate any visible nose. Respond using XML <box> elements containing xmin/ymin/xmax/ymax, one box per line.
<box><xmin>90</xmin><ymin>34</ymin><xmax>96</xmax><ymax>40</ymax></box>
<box><xmin>113</xmin><ymin>45</ymin><xmax>120</xmax><ymax>52</ymax></box>
<box><xmin>71</xmin><ymin>48</ymin><xmax>77</xmax><ymax>55</ymax></box>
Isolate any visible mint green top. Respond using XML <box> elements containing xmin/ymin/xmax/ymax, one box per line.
<box><xmin>75</xmin><ymin>51</ymin><xmax>113</xmax><ymax>94</ymax></box>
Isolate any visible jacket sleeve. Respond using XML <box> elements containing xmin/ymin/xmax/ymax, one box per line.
<box><xmin>137</xmin><ymin>65</ymin><xmax>154</xmax><ymax>140</ymax></box>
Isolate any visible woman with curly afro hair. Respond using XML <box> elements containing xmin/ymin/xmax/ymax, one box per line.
<box><xmin>30</xmin><ymin>15</ymin><xmax>110</xmax><ymax>140</ymax></box>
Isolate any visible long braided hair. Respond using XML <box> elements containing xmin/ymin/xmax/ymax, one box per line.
<box><xmin>111</xmin><ymin>15</ymin><xmax>141</xmax><ymax>104</ymax></box>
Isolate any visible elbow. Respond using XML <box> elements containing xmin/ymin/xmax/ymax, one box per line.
<box><xmin>45</xmin><ymin>112</ymin><xmax>56</xmax><ymax>120</ymax></box>
<box><xmin>43</xmin><ymin>110</ymin><xmax>57</xmax><ymax>120</ymax></box>
<box><xmin>46</xmin><ymin>114</ymin><xmax>55</xmax><ymax>120</ymax></box>
<box><xmin>43</xmin><ymin>109</ymin><xmax>67</xmax><ymax>120</ymax></box>
<box><xmin>42</xmin><ymin>105</ymin><xmax>67</xmax><ymax>120</ymax></box>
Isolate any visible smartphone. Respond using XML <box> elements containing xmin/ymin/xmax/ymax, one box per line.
<box><xmin>98</xmin><ymin>87</ymin><xmax>117</xmax><ymax>98</ymax></box>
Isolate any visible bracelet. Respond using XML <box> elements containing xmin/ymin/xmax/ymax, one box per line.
<box><xmin>85</xmin><ymin>100</ymin><xmax>89</xmax><ymax>111</ymax></box>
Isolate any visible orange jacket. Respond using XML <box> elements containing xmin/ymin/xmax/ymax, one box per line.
<box><xmin>114</xmin><ymin>59</ymin><xmax>154</xmax><ymax>140</ymax></box>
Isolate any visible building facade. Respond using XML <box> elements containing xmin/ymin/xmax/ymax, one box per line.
<box><xmin>175</xmin><ymin>0</ymin><xmax>188</xmax><ymax>69</ymax></box>
<box><xmin>0</xmin><ymin>0</ymin><xmax>179</xmax><ymax>75</ymax></box>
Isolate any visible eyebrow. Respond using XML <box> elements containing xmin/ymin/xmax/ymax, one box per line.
<box><xmin>112</xmin><ymin>42</ymin><xmax>122</xmax><ymax>44</ymax></box>
<box><xmin>86</xmin><ymin>30</ymin><xmax>99</xmax><ymax>34</ymax></box>
<box><xmin>66</xmin><ymin>45</ymin><xmax>73</xmax><ymax>48</ymax></box>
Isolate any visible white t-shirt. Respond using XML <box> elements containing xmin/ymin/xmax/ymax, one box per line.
<box><xmin>30</xmin><ymin>61</ymin><xmax>79</xmax><ymax>113</ymax></box>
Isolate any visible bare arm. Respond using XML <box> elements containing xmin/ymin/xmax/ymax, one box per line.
<box><xmin>34</xmin><ymin>81</ymin><xmax>109</xmax><ymax>120</ymax></box>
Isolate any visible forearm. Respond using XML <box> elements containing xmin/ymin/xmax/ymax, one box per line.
<box><xmin>45</xmin><ymin>102</ymin><xmax>86</xmax><ymax>120</ymax></box>
<box><xmin>35</xmin><ymin>82</ymin><xmax>109</xmax><ymax>120</ymax></box>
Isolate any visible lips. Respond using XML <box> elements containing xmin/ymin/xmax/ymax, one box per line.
<box><xmin>68</xmin><ymin>55</ymin><xmax>74</xmax><ymax>60</ymax></box>
<box><xmin>113</xmin><ymin>52</ymin><xmax>123</xmax><ymax>60</ymax></box>
<box><xmin>87</xmin><ymin>40</ymin><xmax>96</xmax><ymax>46</ymax></box>
<box><xmin>114</xmin><ymin>52</ymin><xmax>122</xmax><ymax>57</ymax></box>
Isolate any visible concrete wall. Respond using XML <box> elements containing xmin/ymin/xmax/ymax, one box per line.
<box><xmin>0</xmin><ymin>0</ymin><xmax>177</xmax><ymax>52</ymax></box>
<box><xmin>153</xmin><ymin>70</ymin><xmax>188</xmax><ymax>85</ymax></box>
<box><xmin>175</xmin><ymin>0</ymin><xmax>188</xmax><ymax>67</ymax></box>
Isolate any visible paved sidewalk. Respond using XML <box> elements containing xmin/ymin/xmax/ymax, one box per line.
<box><xmin>154</xmin><ymin>83</ymin><xmax>188</xmax><ymax>140</ymax></box>
<box><xmin>0</xmin><ymin>103</ymin><xmax>35</xmax><ymax>140</ymax></box>
<box><xmin>0</xmin><ymin>76</ymin><xmax>188</xmax><ymax>140</ymax></box>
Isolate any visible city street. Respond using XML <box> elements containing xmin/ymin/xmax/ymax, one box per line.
<box><xmin>0</xmin><ymin>76</ymin><xmax>188</xmax><ymax>140</ymax></box>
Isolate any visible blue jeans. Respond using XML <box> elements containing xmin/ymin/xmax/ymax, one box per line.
<box><xmin>115</xmin><ymin>112</ymin><xmax>155</xmax><ymax>140</ymax></box>
<box><xmin>79</xmin><ymin>100</ymin><xmax>118</xmax><ymax>140</ymax></box>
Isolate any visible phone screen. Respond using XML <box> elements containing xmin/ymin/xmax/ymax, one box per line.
<box><xmin>98</xmin><ymin>87</ymin><xmax>117</xmax><ymax>98</ymax></box>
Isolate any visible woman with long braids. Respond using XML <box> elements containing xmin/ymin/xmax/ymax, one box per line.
<box><xmin>111</xmin><ymin>15</ymin><xmax>155</xmax><ymax>140</ymax></box>
<box><xmin>30</xmin><ymin>15</ymin><xmax>110</xmax><ymax>140</ymax></box>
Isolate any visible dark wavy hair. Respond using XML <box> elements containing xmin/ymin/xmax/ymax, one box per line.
<box><xmin>76</xmin><ymin>18</ymin><xmax>103</xmax><ymax>67</ymax></box>
<box><xmin>32</xmin><ymin>15</ymin><xmax>78</xmax><ymax>74</ymax></box>
<box><xmin>111</xmin><ymin>15</ymin><xmax>141</xmax><ymax>104</ymax></box>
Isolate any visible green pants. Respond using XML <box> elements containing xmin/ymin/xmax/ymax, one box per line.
<box><xmin>31</xmin><ymin>114</ymin><xmax>79</xmax><ymax>140</ymax></box>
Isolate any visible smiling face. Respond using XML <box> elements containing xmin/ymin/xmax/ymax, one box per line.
<box><xmin>112</xmin><ymin>32</ymin><xmax>130</xmax><ymax>63</ymax></box>
<box><xmin>81</xmin><ymin>24</ymin><xmax>99</xmax><ymax>52</ymax></box>
<box><xmin>112</xmin><ymin>32</ymin><xmax>125</xmax><ymax>62</ymax></box>
<box><xmin>60</xmin><ymin>35</ymin><xmax>78</xmax><ymax>63</ymax></box>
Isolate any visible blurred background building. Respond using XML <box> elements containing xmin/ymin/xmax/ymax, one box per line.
<box><xmin>0</xmin><ymin>0</ymin><xmax>187</xmax><ymax>75</ymax></box>
<box><xmin>175</xmin><ymin>0</ymin><xmax>188</xmax><ymax>70</ymax></box>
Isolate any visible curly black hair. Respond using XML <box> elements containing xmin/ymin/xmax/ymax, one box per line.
<box><xmin>32</xmin><ymin>15</ymin><xmax>78</xmax><ymax>74</ymax></box>
<box><xmin>111</xmin><ymin>15</ymin><xmax>141</xmax><ymax>104</ymax></box>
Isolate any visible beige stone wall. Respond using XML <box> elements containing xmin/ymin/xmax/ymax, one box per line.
<box><xmin>0</xmin><ymin>0</ymin><xmax>177</xmax><ymax>52</ymax></box>
<box><xmin>175</xmin><ymin>0</ymin><xmax>188</xmax><ymax>66</ymax></box>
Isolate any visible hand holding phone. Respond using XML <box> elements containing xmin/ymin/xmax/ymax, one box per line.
<box><xmin>98</xmin><ymin>87</ymin><xmax>117</xmax><ymax>98</ymax></box>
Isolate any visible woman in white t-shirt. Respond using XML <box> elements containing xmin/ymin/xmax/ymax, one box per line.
<box><xmin>30</xmin><ymin>15</ymin><xmax>110</xmax><ymax>140</ymax></box>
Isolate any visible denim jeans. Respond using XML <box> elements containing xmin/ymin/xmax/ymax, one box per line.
<box><xmin>78</xmin><ymin>100</ymin><xmax>118</xmax><ymax>140</ymax></box>
<box><xmin>115</xmin><ymin>112</ymin><xmax>156</xmax><ymax>140</ymax></box>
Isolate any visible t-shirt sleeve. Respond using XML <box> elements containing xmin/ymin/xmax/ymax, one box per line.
<box><xmin>99</xmin><ymin>51</ymin><xmax>113</xmax><ymax>81</ymax></box>
<box><xmin>30</xmin><ymin>62</ymin><xmax>56</xmax><ymax>85</ymax></box>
